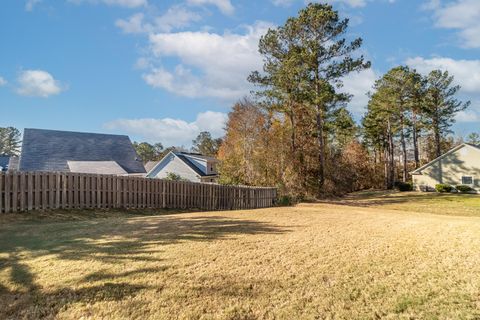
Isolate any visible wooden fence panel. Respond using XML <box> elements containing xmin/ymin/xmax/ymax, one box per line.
<box><xmin>0</xmin><ymin>172</ymin><xmax>277</xmax><ymax>213</ymax></box>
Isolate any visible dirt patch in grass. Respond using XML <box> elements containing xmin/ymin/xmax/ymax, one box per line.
<box><xmin>1</xmin><ymin>202</ymin><xmax>480</xmax><ymax>319</ymax></box>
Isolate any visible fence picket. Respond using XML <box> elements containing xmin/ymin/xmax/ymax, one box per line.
<box><xmin>0</xmin><ymin>172</ymin><xmax>276</xmax><ymax>213</ymax></box>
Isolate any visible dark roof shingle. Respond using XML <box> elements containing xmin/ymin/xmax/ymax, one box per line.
<box><xmin>175</xmin><ymin>152</ymin><xmax>217</xmax><ymax>177</ymax></box>
<box><xmin>0</xmin><ymin>156</ymin><xmax>10</xmax><ymax>171</ymax></box>
<box><xmin>19</xmin><ymin>128</ymin><xmax>146</xmax><ymax>174</ymax></box>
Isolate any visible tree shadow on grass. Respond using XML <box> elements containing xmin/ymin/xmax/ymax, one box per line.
<box><xmin>317</xmin><ymin>191</ymin><xmax>477</xmax><ymax>208</ymax></box>
<box><xmin>0</xmin><ymin>214</ymin><xmax>289</xmax><ymax>318</ymax></box>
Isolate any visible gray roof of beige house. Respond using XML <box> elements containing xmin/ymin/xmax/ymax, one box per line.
<box><xmin>410</xmin><ymin>143</ymin><xmax>480</xmax><ymax>175</ymax></box>
<box><xmin>146</xmin><ymin>151</ymin><xmax>219</xmax><ymax>179</ymax></box>
<box><xmin>19</xmin><ymin>128</ymin><xmax>146</xmax><ymax>174</ymax></box>
<box><xmin>0</xmin><ymin>156</ymin><xmax>19</xmax><ymax>172</ymax></box>
<box><xmin>144</xmin><ymin>160</ymin><xmax>159</xmax><ymax>173</ymax></box>
<box><xmin>0</xmin><ymin>156</ymin><xmax>10</xmax><ymax>171</ymax></box>
<box><xmin>67</xmin><ymin>161</ymin><xmax>128</xmax><ymax>175</ymax></box>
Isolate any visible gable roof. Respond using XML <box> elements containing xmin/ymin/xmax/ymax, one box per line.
<box><xmin>0</xmin><ymin>156</ymin><xmax>10</xmax><ymax>171</ymax></box>
<box><xmin>410</xmin><ymin>143</ymin><xmax>480</xmax><ymax>175</ymax></box>
<box><xmin>19</xmin><ymin>128</ymin><xmax>146</xmax><ymax>174</ymax></box>
<box><xmin>147</xmin><ymin>151</ymin><xmax>218</xmax><ymax>178</ymax></box>
<box><xmin>67</xmin><ymin>161</ymin><xmax>128</xmax><ymax>175</ymax></box>
<box><xmin>175</xmin><ymin>152</ymin><xmax>217</xmax><ymax>177</ymax></box>
<box><xmin>144</xmin><ymin>160</ymin><xmax>159</xmax><ymax>173</ymax></box>
<box><xmin>8</xmin><ymin>156</ymin><xmax>19</xmax><ymax>172</ymax></box>
<box><xmin>180</xmin><ymin>152</ymin><xmax>218</xmax><ymax>162</ymax></box>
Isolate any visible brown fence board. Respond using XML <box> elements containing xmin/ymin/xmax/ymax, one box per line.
<box><xmin>0</xmin><ymin>172</ymin><xmax>277</xmax><ymax>213</ymax></box>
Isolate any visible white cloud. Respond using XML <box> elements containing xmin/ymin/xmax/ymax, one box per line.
<box><xmin>116</xmin><ymin>6</ymin><xmax>201</xmax><ymax>34</ymax></box>
<box><xmin>0</xmin><ymin>77</ymin><xmax>7</xmax><ymax>87</ymax></box>
<box><xmin>16</xmin><ymin>70</ymin><xmax>64</xmax><ymax>98</ymax></box>
<box><xmin>271</xmin><ymin>0</ymin><xmax>295</xmax><ymax>6</ymax></box>
<box><xmin>332</xmin><ymin>0</ymin><xmax>369</xmax><ymax>7</ymax></box>
<box><xmin>425</xmin><ymin>0</ymin><xmax>480</xmax><ymax>48</ymax></box>
<box><xmin>406</xmin><ymin>56</ymin><xmax>480</xmax><ymax>93</ymax></box>
<box><xmin>456</xmin><ymin>110</ymin><xmax>480</xmax><ymax>122</ymax></box>
<box><xmin>341</xmin><ymin>68</ymin><xmax>378</xmax><ymax>113</ymax></box>
<box><xmin>104</xmin><ymin>111</ymin><xmax>227</xmax><ymax>146</ymax></box>
<box><xmin>187</xmin><ymin>0</ymin><xmax>234</xmax><ymax>15</ymax></box>
<box><xmin>116</xmin><ymin>13</ymin><xmax>146</xmax><ymax>34</ymax></box>
<box><xmin>272</xmin><ymin>0</ymin><xmax>390</xmax><ymax>8</ymax></box>
<box><xmin>25</xmin><ymin>0</ymin><xmax>41</xmax><ymax>11</ymax></box>
<box><xmin>142</xmin><ymin>21</ymin><xmax>272</xmax><ymax>100</ymax></box>
<box><xmin>68</xmin><ymin>0</ymin><xmax>147</xmax><ymax>8</ymax></box>
<box><xmin>407</xmin><ymin>56</ymin><xmax>480</xmax><ymax>123</ymax></box>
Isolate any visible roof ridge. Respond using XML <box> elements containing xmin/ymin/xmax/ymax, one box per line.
<box><xmin>410</xmin><ymin>143</ymin><xmax>477</xmax><ymax>174</ymax></box>
<box><xmin>24</xmin><ymin>128</ymin><xmax>129</xmax><ymax>138</ymax></box>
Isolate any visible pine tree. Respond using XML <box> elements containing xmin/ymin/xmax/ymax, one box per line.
<box><xmin>0</xmin><ymin>127</ymin><xmax>21</xmax><ymax>156</ymax></box>
<box><xmin>423</xmin><ymin>70</ymin><xmax>470</xmax><ymax>158</ymax></box>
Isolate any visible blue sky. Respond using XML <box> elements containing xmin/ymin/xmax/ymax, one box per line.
<box><xmin>1</xmin><ymin>0</ymin><xmax>479</xmax><ymax>146</ymax></box>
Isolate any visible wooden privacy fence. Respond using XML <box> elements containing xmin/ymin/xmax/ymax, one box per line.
<box><xmin>0</xmin><ymin>172</ymin><xmax>277</xmax><ymax>213</ymax></box>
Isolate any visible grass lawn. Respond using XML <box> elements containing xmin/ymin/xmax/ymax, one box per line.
<box><xmin>322</xmin><ymin>190</ymin><xmax>480</xmax><ymax>217</ymax></box>
<box><xmin>1</xmin><ymin>193</ymin><xmax>480</xmax><ymax>319</ymax></box>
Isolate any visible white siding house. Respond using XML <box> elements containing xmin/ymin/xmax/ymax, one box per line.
<box><xmin>146</xmin><ymin>151</ymin><xmax>219</xmax><ymax>183</ymax></box>
<box><xmin>411</xmin><ymin>143</ymin><xmax>480</xmax><ymax>191</ymax></box>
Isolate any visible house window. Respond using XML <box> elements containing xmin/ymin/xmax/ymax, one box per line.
<box><xmin>462</xmin><ymin>176</ymin><xmax>474</xmax><ymax>185</ymax></box>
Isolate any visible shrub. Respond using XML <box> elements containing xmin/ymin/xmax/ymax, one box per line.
<box><xmin>277</xmin><ymin>195</ymin><xmax>294</xmax><ymax>206</ymax></box>
<box><xmin>435</xmin><ymin>184</ymin><xmax>453</xmax><ymax>193</ymax></box>
<box><xmin>394</xmin><ymin>181</ymin><xmax>413</xmax><ymax>192</ymax></box>
<box><xmin>164</xmin><ymin>172</ymin><xmax>187</xmax><ymax>181</ymax></box>
<box><xmin>456</xmin><ymin>185</ymin><xmax>475</xmax><ymax>193</ymax></box>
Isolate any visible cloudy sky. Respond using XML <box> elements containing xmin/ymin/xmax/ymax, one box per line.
<box><xmin>1</xmin><ymin>0</ymin><xmax>479</xmax><ymax>146</ymax></box>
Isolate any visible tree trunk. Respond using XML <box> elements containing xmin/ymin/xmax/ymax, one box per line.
<box><xmin>400</xmin><ymin>119</ymin><xmax>408</xmax><ymax>182</ymax></box>
<box><xmin>387</xmin><ymin>119</ymin><xmax>395</xmax><ymax>189</ymax></box>
<box><xmin>316</xmin><ymin>105</ymin><xmax>326</xmax><ymax>191</ymax></box>
<box><xmin>434</xmin><ymin>125</ymin><xmax>441</xmax><ymax>158</ymax></box>
<box><xmin>383</xmin><ymin>148</ymin><xmax>389</xmax><ymax>189</ymax></box>
<box><xmin>433</xmin><ymin>110</ymin><xmax>442</xmax><ymax>158</ymax></box>
<box><xmin>412</xmin><ymin>112</ymin><xmax>420</xmax><ymax>168</ymax></box>
<box><xmin>288</xmin><ymin>108</ymin><xmax>296</xmax><ymax>154</ymax></box>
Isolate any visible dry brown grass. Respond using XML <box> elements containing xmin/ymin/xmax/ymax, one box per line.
<box><xmin>1</xmin><ymin>195</ymin><xmax>480</xmax><ymax>319</ymax></box>
<box><xmin>322</xmin><ymin>190</ymin><xmax>480</xmax><ymax>217</ymax></box>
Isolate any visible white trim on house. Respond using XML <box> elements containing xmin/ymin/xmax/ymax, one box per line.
<box><xmin>410</xmin><ymin>143</ymin><xmax>480</xmax><ymax>175</ymax></box>
<box><xmin>146</xmin><ymin>151</ymin><xmax>200</xmax><ymax>178</ymax></box>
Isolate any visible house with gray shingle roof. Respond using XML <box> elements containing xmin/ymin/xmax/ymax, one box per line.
<box><xmin>146</xmin><ymin>151</ymin><xmax>218</xmax><ymax>183</ymax></box>
<box><xmin>0</xmin><ymin>155</ymin><xmax>19</xmax><ymax>172</ymax></box>
<box><xmin>18</xmin><ymin>128</ymin><xmax>146</xmax><ymax>175</ymax></box>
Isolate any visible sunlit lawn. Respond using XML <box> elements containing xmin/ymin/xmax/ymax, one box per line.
<box><xmin>1</xmin><ymin>193</ymin><xmax>480</xmax><ymax>319</ymax></box>
<box><xmin>325</xmin><ymin>190</ymin><xmax>480</xmax><ymax>217</ymax></box>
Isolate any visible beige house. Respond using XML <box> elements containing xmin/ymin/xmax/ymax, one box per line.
<box><xmin>411</xmin><ymin>143</ymin><xmax>480</xmax><ymax>192</ymax></box>
<box><xmin>146</xmin><ymin>151</ymin><xmax>219</xmax><ymax>183</ymax></box>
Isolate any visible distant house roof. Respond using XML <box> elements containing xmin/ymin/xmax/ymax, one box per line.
<box><xmin>175</xmin><ymin>152</ymin><xmax>218</xmax><ymax>177</ymax></box>
<box><xmin>67</xmin><ymin>161</ymin><xmax>128</xmax><ymax>175</ymax></box>
<box><xmin>181</xmin><ymin>152</ymin><xmax>218</xmax><ymax>162</ymax></box>
<box><xmin>0</xmin><ymin>156</ymin><xmax>10</xmax><ymax>171</ymax></box>
<box><xmin>144</xmin><ymin>160</ymin><xmax>159</xmax><ymax>173</ymax></box>
<box><xmin>410</xmin><ymin>143</ymin><xmax>480</xmax><ymax>175</ymax></box>
<box><xmin>146</xmin><ymin>151</ymin><xmax>218</xmax><ymax>178</ymax></box>
<box><xmin>19</xmin><ymin>128</ymin><xmax>146</xmax><ymax>174</ymax></box>
<box><xmin>8</xmin><ymin>156</ymin><xmax>19</xmax><ymax>171</ymax></box>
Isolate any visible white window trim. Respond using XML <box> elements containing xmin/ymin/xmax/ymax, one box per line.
<box><xmin>461</xmin><ymin>175</ymin><xmax>475</xmax><ymax>186</ymax></box>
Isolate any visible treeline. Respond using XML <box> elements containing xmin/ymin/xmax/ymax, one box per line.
<box><xmin>363</xmin><ymin>67</ymin><xmax>469</xmax><ymax>189</ymax></box>
<box><xmin>217</xmin><ymin>3</ymin><xmax>471</xmax><ymax>198</ymax></box>
<box><xmin>133</xmin><ymin>131</ymin><xmax>222</xmax><ymax>162</ymax></box>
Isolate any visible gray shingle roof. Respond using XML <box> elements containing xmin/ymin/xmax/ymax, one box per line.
<box><xmin>19</xmin><ymin>128</ymin><xmax>146</xmax><ymax>174</ymax></box>
<box><xmin>144</xmin><ymin>160</ymin><xmax>159</xmax><ymax>173</ymax></box>
<box><xmin>0</xmin><ymin>156</ymin><xmax>10</xmax><ymax>171</ymax></box>
<box><xmin>180</xmin><ymin>152</ymin><xmax>218</xmax><ymax>162</ymax></box>
<box><xmin>67</xmin><ymin>161</ymin><xmax>128</xmax><ymax>175</ymax></box>
<box><xmin>175</xmin><ymin>152</ymin><xmax>217</xmax><ymax>177</ymax></box>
